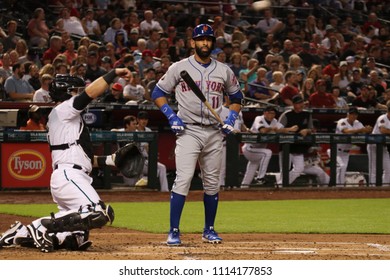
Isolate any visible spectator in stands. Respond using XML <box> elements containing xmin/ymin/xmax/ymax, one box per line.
<box><xmin>368</xmin><ymin>70</ymin><xmax>385</xmax><ymax>97</ymax></box>
<box><xmin>85</xmin><ymin>51</ymin><xmax>107</xmax><ymax>82</ymax></box>
<box><xmin>25</xmin><ymin>63</ymin><xmax>41</xmax><ymax>90</ymax></box>
<box><xmin>0</xmin><ymin>53</ymin><xmax>12</xmax><ymax>83</ymax></box>
<box><xmin>280</xmin><ymin>39</ymin><xmax>295</xmax><ymax>62</ymax></box>
<box><xmin>279</xmin><ymin>71</ymin><xmax>300</xmax><ymax>107</ymax></box>
<box><xmin>361</xmin><ymin>12</ymin><xmax>382</xmax><ymax>35</ymax></box>
<box><xmin>4</xmin><ymin>63</ymin><xmax>34</xmax><ymax>101</ymax></box>
<box><xmin>19</xmin><ymin>105</ymin><xmax>46</xmax><ymax>131</ymax></box>
<box><xmin>277</xmin><ymin>95</ymin><xmax>313</xmax><ymax>186</ymax></box>
<box><xmin>59</xmin><ymin>7</ymin><xmax>86</xmax><ymax>37</ymax></box>
<box><xmin>139</xmin><ymin>10</ymin><xmax>163</xmax><ymax>38</ymax></box>
<box><xmin>347</xmin><ymin>68</ymin><xmax>365</xmax><ymax>99</ymax></box>
<box><xmin>322</xmin><ymin>54</ymin><xmax>340</xmax><ymax>84</ymax></box>
<box><xmin>136</xmin><ymin>110</ymin><xmax>169</xmax><ymax>192</ymax></box>
<box><xmin>123</xmin><ymin>71</ymin><xmax>145</xmax><ymax>103</ymax></box>
<box><xmin>133</xmin><ymin>38</ymin><xmax>147</xmax><ymax>61</ymax></box>
<box><xmin>42</xmin><ymin>36</ymin><xmax>63</xmax><ymax>65</ymax></box>
<box><xmin>62</xmin><ymin>39</ymin><xmax>77</xmax><ymax>66</ymax></box>
<box><xmin>15</xmin><ymin>39</ymin><xmax>28</xmax><ymax>63</ymax></box>
<box><xmin>27</xmin><ymin>8</ymin><xmax>50</xmax><ymax>48</ymax></box>
<box><xmin>113</xmin><ymin>30</ymin><xmax>129</xmax><ymax>54</ymax></box>
<box><xmin>255</xmin><ymin>9</ymin><xmax>285</xmax><ymax>37</ymax></box>
<box><xmin>104</xmin><ymin>17</ymin><xmax>128</xmax><ymax>44</ymax></box>
<box><xmin>304</xmin><ymin>15</ymin><xmax>322</xmax><ymax>42</ymax></box>
<box><xmin>331</xmin><ymin>86</ymin><xmax>349</xmax><ymax>109</ymax></box>
<box><xmin>239</xmin><ymin>58</ymin><xmax>259</xmax><ymax>93</ymax></box>
<box><xmin>136</xmin><ymin>50</ymin><xmax>155</xmax><ymax>79</ymax></box>
<box><xmin>146</xmin><ymin>29</ymin><xmax>161</xmax><ymax>53</ymax></box>
<box><xmin>154</xmin><ymin>37</ymin><xmax>169</xmax><ymax>58</ymax></box>
<box><xmin>332</xmin><ymin>61</ymin><xmax>351</xmax><ymax>96</ymax></box>
<box><xmin>81</xmin><ymin>8</ymin><xmax>102</xmax><ymax>41</ymax></box>
<box><xmin>298</xmin><ymin>42</ymin><xmax>320</xmax><ymax>69</ymax></box>
<box><xmin>229</xmin><ymin>52</ymin><xmax>243</xmax><ymax>78</ymax></box>
<box><xmin>309</xmin><ymin>79</ymin><xmax>336</xmax><ymax>108</ymax></box>
<box><xmin>352</xmin><ymin>84</ymin><xmax>387</xmax><ymax>110</ymax></box>
<box><xmin>378</xmin><ymin>88</ymin><xmax>390</xmax><ymax>106</ymax></box>
<box><xmin>2</xmin><ymin>20</ymin><xmax>21</xmax><ymax>52</ymax></box>
<box><xmin>33</xmin><ymin>74</ymin><xmax>53</xmax><ymax>102</ymax></box>
<box><xmin>300</xmin><ymin>77</ymin><xmax>315</xmax><ymax>103</ymax></box>
<box><xmin>9</xmin><ymin>49</ymin><xmax>19</xmax><ymax>66</ymax></box>
<box><xmin>247</xmin><ymin>68</ymin><xmax>273</xmax><ymax>102</ymax></box>
<box><xmin>102</xmin><ymin>82</ymin><xmax>126</xmax><ymax>103</ymax></box>
<box><xmin>123</xmin><ymin>12</ymin><xmax>140</xmax><ymax>36</ymax></box>
<box><xmin>241</xmin><ymin>106</ymin><xmax>298</xmax><ymax>188</ymax></box>
<box><xmin>100</xmin><ymin>56</ymin><xmax>112</xmax><ymax>72</ymax></box>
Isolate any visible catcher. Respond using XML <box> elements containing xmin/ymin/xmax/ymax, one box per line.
<box><xmin>0</xmin><ymin>69</ymin><xmax>144</xmax><ymax>252</ymax></box>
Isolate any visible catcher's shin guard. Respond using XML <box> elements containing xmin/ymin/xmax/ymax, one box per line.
<box><xmin>42</xmin><ymin>203</ymin><xmax>115</xmax><ymax>233</ymax></box>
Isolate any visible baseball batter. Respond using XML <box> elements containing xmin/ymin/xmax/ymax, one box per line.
<box><xmin>152</xmin><ymin>24</ymin><xmax>243</xmax><ymax>246</ymax></box>
<box><xmin>330</xmin><ymin>107</ymin><xmax>372</xmax><ymax>186</ymax></box>
<box><xmin>241</xmin><ymin>106</ymin><xmax>298</xmax><ymax>188</ymax></box>
<box><xmin>0</xmin><ymin>68</ymin><xmax>133</xmax><ymax>252</ymax></box>
<box><xmin>367</xmin><ymin>105</ymin><xmax>390</xmax><ymax>186</ymax></box>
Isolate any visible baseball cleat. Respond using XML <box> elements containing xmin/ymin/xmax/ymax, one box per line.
<box><xmin>0</xmin><ymin>221</ymin><xmax>24</xmax><ymax>247</ymax></box>
<box><xmin>167</xmin><ymin>228</ymin><xmax>181</xmax><ymax>246</ymax></box>
<box><xmin>27</xmin><ymin>224</ymin><xmax>54</xmax><ymax>253</ymax></box>
<box><xmin>254</xmin><ymin>178</ymin><xmax>267</xmax><ymax>185</ymax></box>
<box><xmin>202</xmin><ymin>227</ymin><xmax>222</xmax><ymax>244</ymax></box>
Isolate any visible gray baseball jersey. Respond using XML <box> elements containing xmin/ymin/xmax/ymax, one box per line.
<box><xmin>156</xmin><ymin>55</ymin><xmax>241</xmax><ymax>125</ymax></box>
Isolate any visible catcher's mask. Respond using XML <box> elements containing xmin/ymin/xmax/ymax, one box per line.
<box><xmin>49</xmin><ymin>75</ymin><xmax>86</xmax><ymax>102</ymax></box>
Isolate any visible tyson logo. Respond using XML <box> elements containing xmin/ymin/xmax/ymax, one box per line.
<box><xmin>8</xmin><ymin>150</ymin><xmax>46</xmax><ymax>180</ymax></box>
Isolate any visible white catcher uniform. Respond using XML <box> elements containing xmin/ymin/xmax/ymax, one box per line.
<box><xmin>241</xmin><ymin>115</ymin><xmax>282</xmax><ymax>186</ymax></box>
<box><xmin>219</xmin><ymin>105</ymin><xmax>244</xmax><ymax>186</ymax></box>
<box><xmin>155</xmin><ymin>55</ymin><xmax>241</xmax><ymax>195</ymax></box>
<box><xmin>331</xmin><ymin>117</ymin><xmax>365</xmax><ymax>185</ymax></box>
<box><xmin>367</xmin><ymin>113</ymin><xmax>390</xmax><ymax>186</ymax></box>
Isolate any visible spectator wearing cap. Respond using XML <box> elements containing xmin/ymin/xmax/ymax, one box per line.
<box><xmin>123</xmin><ymin>71</ymin><xmax>146</xmax><ymax>103</ymax></box>
<box><xmin>42</xmin><ymin>36</ymin><xmax>63</xmax><ymax>65</ymax></box>
<box><xmin>4</xmin><ymin>63</ymin><xmax>34</xmax><ymax>101</ymax></box>
<box><xmin>321</xmin><ymin>25</ymin><xmax>341</xmax><ymax>51</ymax></box>
<box><xmin>135</xmin><ymin>50</ymin><xmax>155</xmax><ymax>79</ymax></box>
<box><xmin>128</xmin><ymin>28</ymin><xmax>140</xmax><ymax>51</ymax></box>
<box><xmin>59</xmin><ymin>7</ymin><xmax>86</xmax><ymax>37</ymax></box>
<box><xmin>19</xmin><ymin>105</ymin><xmax>46</xmax><ymax>131</ymax></box>
<box><xmin>33</xmin><ymin>74</ymin><xmax>53</xmax><ymax>103</ymax></box>
<box><xmin>85</xmin><ymin>51</ymin><xmax>107</xmax><ymax>82</ymax></box>
<box><xmin>100</xmin><ymin>56</ymin><xmax>112</xmax><ymax>72</ymax></box>
<box><xmin>309</xmin><ymin>79</ymin><xmax>336</xmax><ymax>108</ymax></box>
<box><xmin>102</xmin><ymin>82</ymin><xmax>126</xmax><ymax>103</ymax></box>
<box><xmin>81</xmin><ymin>8</ymin><xmax>102</xmax><ymax>41</ymax></box>
<box><xmin>104</xmin><ymin>17</ymin><xmax>128</xmax><ymax>44</ymax></box>
<box><xmin>279</xmin><ymin>71</ymin><xmax>300</xmax><ymax>107</ymax></box>
<box><xmin>330</xmin><ymin>107</ymin><xmax>372</xmax><ymax>186</ymax></box>
<box><xmin>139</xmin><ymin>10</ymin><xmax>162</xmax><ymax>38</ymax></box>
<box><xmin>277</xmin><ymin>94</ymin><xmax>314</xmax><ymax>186</ymax></box>
<box><xmin>322</xmin><ymin>54</ymin><xmax>340</xmax><ymax>82</ymax></box>
<box><xmin>352</xmin><ymin>84</ymin><xmax>387</xmax><ymax>110</ymax></box>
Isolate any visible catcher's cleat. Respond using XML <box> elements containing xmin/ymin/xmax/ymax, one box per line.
<box><xmin>167</xmin><ymin>228</ymin><xmax>181</xmax><ymax>246</ymax></box>
<box><xmin>202</xmin><ymin>227</ymin><xmax>222</xmax><ymax>244</ymax></box>
<box><xmin>0</xmin><ymin>221</ymin><xmax>24</xmax><ymax>247</ymax></box>
<box><xmin>27</xmin><ymin>224</ymin><xmax>54</xmax><ymax>253</ymax></box>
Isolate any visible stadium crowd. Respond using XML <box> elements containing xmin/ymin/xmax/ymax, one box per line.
<box><xmin>0</xmin><ymin>0</ymin><xmax>389</xmax><ymax>111</ymax></box>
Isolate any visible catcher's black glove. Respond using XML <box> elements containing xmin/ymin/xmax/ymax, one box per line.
<box><xmin>114</xmin><ymin>142</ymin><xmax>144</xmax><ymax>178</ymax></box>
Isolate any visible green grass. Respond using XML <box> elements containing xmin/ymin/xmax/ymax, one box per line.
<box><xmin>1</xmin><ymin>198</ymin><xmax>390</xmax><ymax>234</ymax></box>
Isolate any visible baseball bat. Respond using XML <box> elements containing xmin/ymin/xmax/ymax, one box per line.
<box><xmin>180</xmin><ymin>70</ymin><xmax>225</xmax><ymax>125</ymax></box>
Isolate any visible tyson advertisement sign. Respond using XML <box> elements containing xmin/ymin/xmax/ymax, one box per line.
<box><xmin>1</xmin><ymin>143</ymin><xmax>51</xmax><ymax>188</ymax></box>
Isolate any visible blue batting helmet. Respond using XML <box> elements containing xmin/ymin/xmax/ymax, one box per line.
<box><xmin>192</xmin><ymin>24</ymin><xmax>215</xmax><ymax>40</ymax></box>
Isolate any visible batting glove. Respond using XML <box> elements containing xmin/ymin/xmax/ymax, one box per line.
<box><xmin>221</xmin><ymin>110</ymin><xmax>239</xmax><ymax>135</ymax></box>
<box><xmin>161</xmin><ymin>104</ymin><xmax>186</xmax><ymax>134</ymax></box>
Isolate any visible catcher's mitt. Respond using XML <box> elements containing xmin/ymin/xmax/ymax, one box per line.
<box><xmin>114</xmin><ymin>142</ymin><xmax>145</xmax><ymax>178</ymax></box>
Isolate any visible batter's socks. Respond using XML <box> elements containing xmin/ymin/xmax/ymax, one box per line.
<box><xmin>170</xmin><ymin>192</ymin><xmax>186</xmax><ymax>230</ymax></box>
<box><xmin>203</xmin><ymin>193</ymin><xmax>219</xmax><ymax>229</ymax></box>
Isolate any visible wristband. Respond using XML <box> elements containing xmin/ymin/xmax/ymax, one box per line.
<box><xmin>103</xmin><ymin>69</ymin><xmax>116</xmax><ymax>84</ymax></box>
<box><xmin>161</xmin><ymin>103</ymin><xmax>175</xmax><ymax>120</ymax></box>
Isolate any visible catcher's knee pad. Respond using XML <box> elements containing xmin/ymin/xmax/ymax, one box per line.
<box><xmin>42</xmin><ymin>203</ymin><xmax>114</xmax><ymax>233</ymax></box>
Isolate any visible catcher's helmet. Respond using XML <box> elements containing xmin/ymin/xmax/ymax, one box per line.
<box><xmin>192</xmin><ymin>24</ymin><xmax>215</xmax><ymax>40</ymax></box>
<box><xmin>49</xmin><ymin>75</ymin><xmax>86</xmax><ymax>102</ymax></box>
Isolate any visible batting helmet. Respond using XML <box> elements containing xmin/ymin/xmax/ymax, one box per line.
<box><xmin>192</xmin><ymin>24</ymin><xmax>215</xmax><ymax>40</ymax></box>
<box><xmin>49</xmin><ymin>75</ymin><xmax>86</xmax><ymax>102</ymax></box>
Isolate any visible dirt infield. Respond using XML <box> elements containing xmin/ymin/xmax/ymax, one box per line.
<box><xmin>1</xmin><ymin>188</ymin><xmax>390</xmax><ymax>260</ymax></box>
